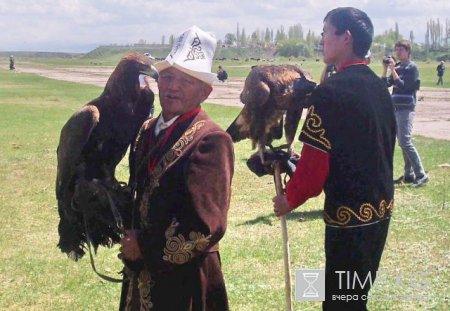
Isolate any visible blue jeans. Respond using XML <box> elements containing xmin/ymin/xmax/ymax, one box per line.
<box><xmin>395</xmin><ymin>110</ymin><xmax>426</xmax><ymax>179</ymax></box>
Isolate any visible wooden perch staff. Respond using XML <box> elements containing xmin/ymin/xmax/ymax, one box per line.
<box><xmin>273</xmin><ymin>161</ymin><xmax>293</xmax><ymax>311</ymax></box>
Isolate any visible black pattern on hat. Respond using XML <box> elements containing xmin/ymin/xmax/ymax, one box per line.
<box><xmin>185</xmin><ymin>33</ymin><xmax>205</xmax><ymax>62</ymax></box>
<box><xmin>169</xmin><ymin>33</ymin><xmax>185</xmax><ymax>60</ymax></box>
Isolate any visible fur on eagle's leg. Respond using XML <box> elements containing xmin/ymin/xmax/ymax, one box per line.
<box><xmin>286</xmin><ymin>134</ymin><xmax>299</xmax><ymax>159</ymax></box>
<box><xmin>99</xmin><ymin>163</ymin><xmax>122</xmax><ymax>191</ymax></box>
<box><xmin>288</xmin><ymin>144</ymin><xmax>296</xmax><ymax>157</ymax></box>
<box><xmin>258</xmin><ymin>142</ymin><xmax>267</xmax><ymax>164</ymax></box>
<box><xmin>284</xmin><ymin>105</ymin><xmax>304</xmax><ymax>158</ymax></box>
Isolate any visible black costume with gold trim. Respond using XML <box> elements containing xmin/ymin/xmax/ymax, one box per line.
<box><xmin>300</xmin><ymin>64</ymin><xmax>396</xmax><ymax>310</ymax></box>
<box><xmin>300</xmin><ymin>64</ymin><xmax>396</xmax><ymax>228</ymax></box>
<box><xmin>120</xmin><ymin>110</ymin><xmax>234</xmax><ymax>311</ymax></box>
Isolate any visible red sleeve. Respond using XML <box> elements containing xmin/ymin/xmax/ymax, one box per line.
<box><xmin>286</xmin><ymin>143</ymin><xmax>329</xmax><ymax>209</ymax></box>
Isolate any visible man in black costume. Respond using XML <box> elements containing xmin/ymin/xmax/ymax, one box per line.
<box><xmin>273</xmin><ymin>7</ymin><xmax>396</xmax><ymax>310</ymax></box>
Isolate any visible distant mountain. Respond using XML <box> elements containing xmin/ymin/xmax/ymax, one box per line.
<box><xmin>83</xmin><ymin>44</ymin><xmax>170</xmax><ymax>60</ymax></box>
<box><xmin>0</xmin><ymin>51</ymin><xmax>83</xmax><ymax>59</ymax></box>
<box><xmin>0</xmin><ymin>44</ymin><xmax>277</xmax><ymax>62</ymax></box>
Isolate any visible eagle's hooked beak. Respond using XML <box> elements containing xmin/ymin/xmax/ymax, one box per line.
<box><xmin>140</xmin><ymin>65</ymin><xmax>159</xmax><ymax>82</ymax></box>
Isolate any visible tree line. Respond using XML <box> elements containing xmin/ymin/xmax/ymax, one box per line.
<box><xmin>216</xmin><ymin>19</ymin><xmax>450</xmax><ymax>60</ymax></box>
<box><xmin>220</xmin><ymin>23</ymin><xmax>322</xmax><ymax>58</ymax></box>
<box><xmin>140</xmin><ymin>18</ymin><xmax>449</xmax><ymax>60</ymax></box>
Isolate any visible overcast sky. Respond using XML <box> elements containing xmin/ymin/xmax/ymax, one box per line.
<box><xmin>1</xmin><ymin>0</ymin><xmax>449</xmax><ymax>53</ymax></box>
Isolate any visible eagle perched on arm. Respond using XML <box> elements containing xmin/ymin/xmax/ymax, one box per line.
<box><xmin>56</xmin><ymin>53</ymin><xmax>157</xmax><ymax>260</ymax></box>
<box><xmin>226</xmin><ymin>64</ymin><xmax>316</xmax><ymax>163</ymax></box>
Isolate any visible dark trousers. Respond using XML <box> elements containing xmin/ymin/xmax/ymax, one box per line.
<box><xmin>323</xmin><ymin>219</ymin><xmax>390</xmax><ymax>311</ymax></box>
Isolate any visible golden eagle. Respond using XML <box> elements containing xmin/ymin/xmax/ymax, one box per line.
<box><xmin>226</xmin><ymin>64</ymin><xmax>316</xmax><ymax>162</ymax></box>
<box><xmin>56</xmin><ymin>53</ymin><xmax>157</xmax><ymax>260</ymax></box>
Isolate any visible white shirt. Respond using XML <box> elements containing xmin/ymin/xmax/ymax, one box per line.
<box><xmin>154</xmin><ymin>114</ymin><xmax>180</xmax><ymax>136</ymax></box>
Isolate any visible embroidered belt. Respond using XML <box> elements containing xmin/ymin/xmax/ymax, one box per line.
<box><xmin>324</xmin><ymin>199</ymin><xmax>394</xmax><ymax>228</ymax></box>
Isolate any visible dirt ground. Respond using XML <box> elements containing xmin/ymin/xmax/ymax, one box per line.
<box><xmin>14</xmin><ymin>63</ymin><xmax>450</xmax><ymax>141</ymax></box>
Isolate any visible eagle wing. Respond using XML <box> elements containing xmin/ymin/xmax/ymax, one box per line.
<box><xmin>56</xmin><ymin>53</ymin><xmax>157</xmax><ymax>260</ymax></box>
<box><xmin>56</xmin><ymin>104</ymin><xmax>100</xmax><ymax>259</ymax></box>
<box><xmin>56</xmin><ymin>105</ymin><xmax>99</xmax><ymax>207</ymax></box>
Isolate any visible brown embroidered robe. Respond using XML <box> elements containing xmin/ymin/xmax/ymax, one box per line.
<box><xmin>120</xmin><ymin>110</ymin><xmax>234</xmax><ymax>311</ymax></box>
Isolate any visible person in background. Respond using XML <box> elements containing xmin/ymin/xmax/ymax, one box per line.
<box><xmin>382</xmin><ymin>40</ymin><xmax>429</xmax><ymax>187</ymax></box>
<box><xmin>217</xmin><ymin>65</ymin><xmax>228</xmax><ymax>82</ymax></box>
<box><xmin>437</xmin><ymin>60</ymin><xmax>445</xmax><ymax>86</ymax></box>
<box><xmin>119</xmin><ymin>26</ymin><xmax>234</xmax><ymax>310</ymax></box>
<box><xmin>9</xmin><ymin>55</ymin><xmax>15</xmax><ymax>70</ymax></box>
<box><xmin>273</xmin><ymin>7</ymin><xmax>396</xmax><ymax>310</ymax></box>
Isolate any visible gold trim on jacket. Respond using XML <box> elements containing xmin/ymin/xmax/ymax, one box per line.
<box><xmin>324</xmin><ymin>200</ymin><xmax>394</xmax><ymax>227</ymax></box>
<box><xmin>139</xmin><ymin>120</ymin><xmax>206</xmax><ymax>226</ymax></box>
<box><xmin>163</xmin><ymin>218</ymin><xmax>211</xmax><ymax>265</ymax></box>
<box><xmin>301</xmin><ymin>105</ymin><xmax>331</xmax><ymax>151</ymax></box>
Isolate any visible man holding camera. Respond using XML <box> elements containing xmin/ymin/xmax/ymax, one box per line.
<box><xmin>381</xmin><ymin>40</ymin><xmax>428</xmax><ymax>187</ymax></box>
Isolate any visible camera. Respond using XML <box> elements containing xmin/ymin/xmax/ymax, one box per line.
<box><xmin>383</xmin><ymin>56</ymin><xmax>393</xmax><ymax>65</ymax></box>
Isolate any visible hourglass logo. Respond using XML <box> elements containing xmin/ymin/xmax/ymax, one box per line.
<box><xmin>295</xmin><ymin>269</ymin><xmax>325</xmax><ymax>301</ymax></box>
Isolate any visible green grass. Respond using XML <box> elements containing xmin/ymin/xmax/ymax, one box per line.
<box><xmin>2</xmin><ymin>51</ymin><xmax>448</xmax><ymax>88</ymax></box>
<box><xmin>8</xmin><ymin>54</ymin><xmax>450</xmax><ymax>88</ymax></box>
<box><xmin>0</xmin><ymin>67</ymin><xmax>449</xmax><ymax>310</ymax></box>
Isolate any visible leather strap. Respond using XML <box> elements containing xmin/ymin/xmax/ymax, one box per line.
<box><xmin>78</xmin><ymin>181</ymin><xmax>127</xmax><ymax>283</ymax></box>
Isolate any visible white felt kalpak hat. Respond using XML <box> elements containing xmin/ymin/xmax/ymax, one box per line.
<box><xmin>154</xmin><ymin>25</ymin><xmax>217</xmax><ymax>85</ymax></box>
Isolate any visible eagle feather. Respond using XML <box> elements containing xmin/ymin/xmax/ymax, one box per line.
<box><xmin>226</xmin><ymin>64</ymin><xmax>316</xmax><ymax>162</ymax></box>
<box><xmin>56</xmin><ymin>52</ymin><xmax>156</xmax><ymax>260</ymax></box>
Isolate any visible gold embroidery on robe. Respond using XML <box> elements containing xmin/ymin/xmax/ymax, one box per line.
<box><xmin>324</xmin><ymin>200</ymin><xmax>394</xmax><ymax>226</ymax></box>
<box><xmin>125</xmin><ymin>268</ymin><xmax>154</xmax><ymax>311</ymax></box>
<box><xmin>163</xmin><ymin>218</ymin><xmax>211</xmax><ymax>265</ymax></box>
<box><xmin>125</xmin><ymin>268</ymin><xmax>134</xmax><ymax>311</ymax></box>
<box><xmin>301</xmin><ymin>106</ymin><xmax>331</xmax><ymax>150</ymax></box>
<box><xmin>139</xmin><ymin>120</ymin><xmax>206</xmax><ymax>226</ymax></box>
<box><xmin>138</xmin><ymin>269</ymin><xmax>153</xmax><ymax>311</ymax></box>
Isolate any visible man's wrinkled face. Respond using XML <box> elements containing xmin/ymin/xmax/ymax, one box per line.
<box><xmin>157</xmin><ymin>67</ymin><xmax>212</xmax><ymax>120</ymax></box>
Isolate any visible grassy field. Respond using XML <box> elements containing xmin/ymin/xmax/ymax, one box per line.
<box><xmin>2</xmin><ymin>51</ymin><xmax>449</xmax><ymax>89</ymax></box>
<box><xmin>0</xmin><ymin>67</ymin><xmax>449</xmax><ymax>311</ymax></box>
<box><xmin>215</xmin><ymin>59</ymin><xmax>450</xmax><ymax>89</ymax></box>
